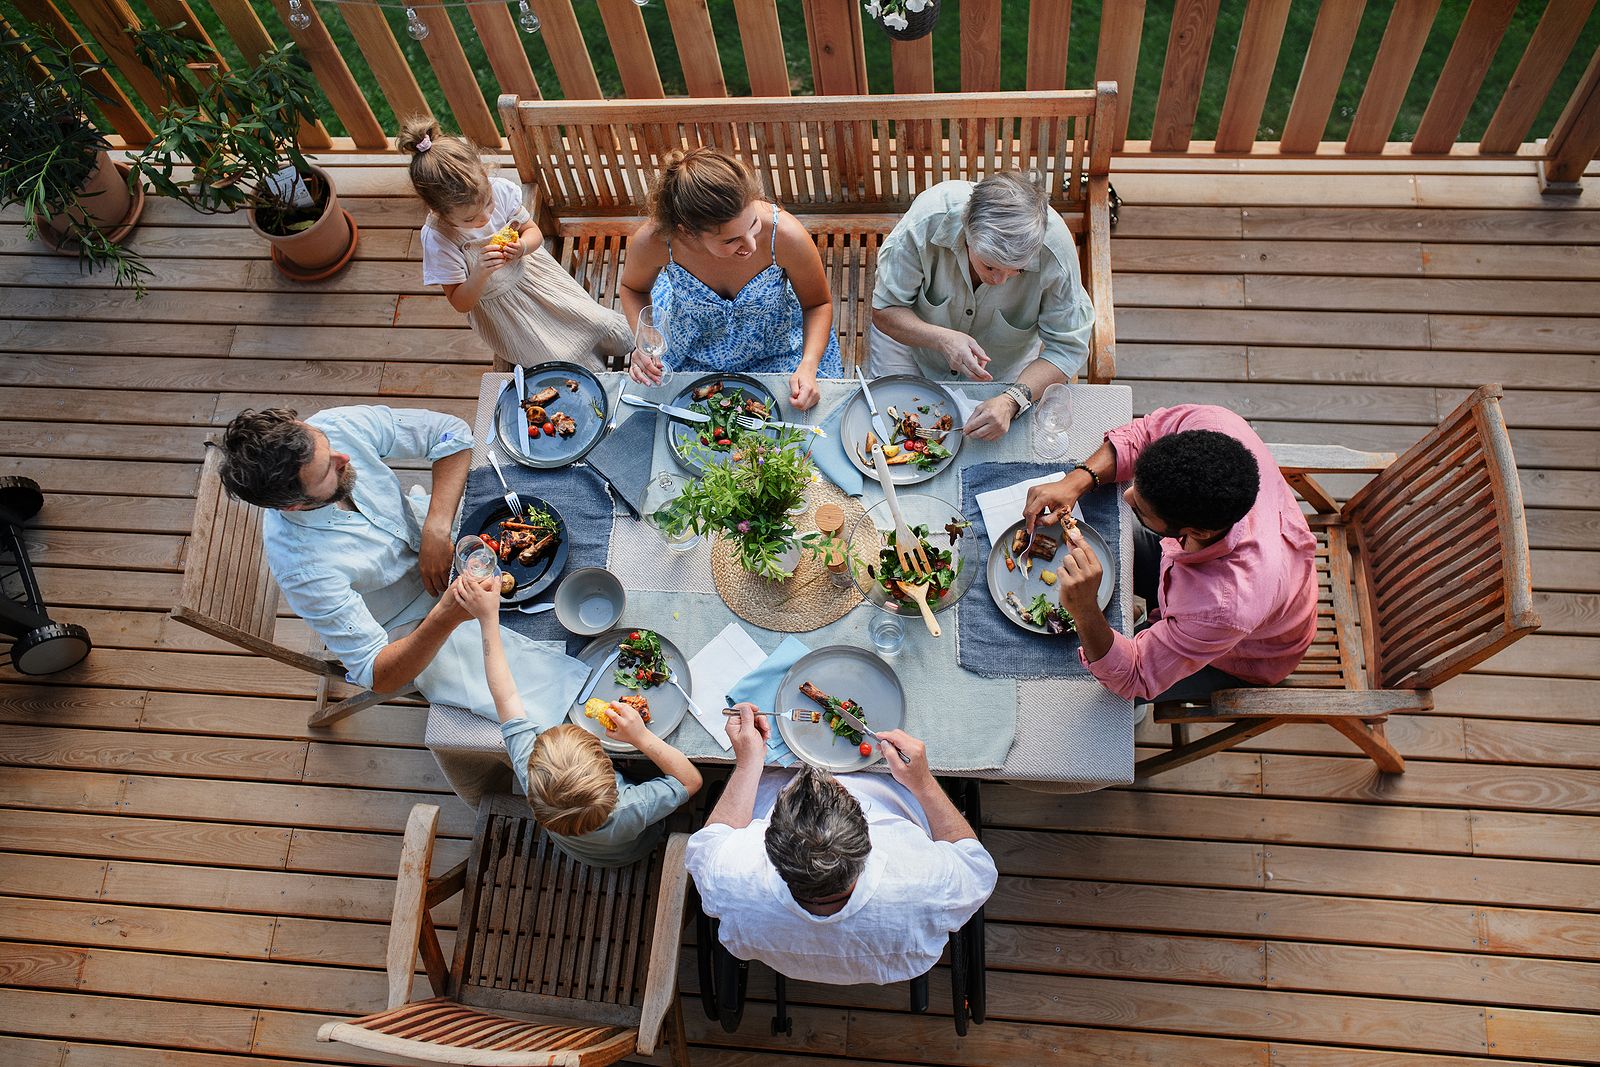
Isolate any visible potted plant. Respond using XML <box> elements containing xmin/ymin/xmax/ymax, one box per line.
<box><xmin>0</xmin><ymin>30</ymin><xmax>150</xmax><ymax>294</ymax></box>
<box><xmin>127</xmin><ymin>25</ymin><xmax>357</xmax><ymax>280</ymax></box>
<box><xmin>864</xmin><ymin>0</ymin><xmax>940</xmax><ymax>41</ymax></box>
<box><xmin>670</xmin><ymin>430</ymin><xmax>826</xmax><ymax>581</ymax></box>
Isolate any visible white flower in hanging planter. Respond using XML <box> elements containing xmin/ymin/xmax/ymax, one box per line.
<box><xmin>906</xmin><ymin>0</ymin><xmax>928</xmax><ymax>10</ymax></box>
<box><xmin>863</xmin><ymin>0</ymin><xmax>881</xmax><ymax>17</ymax></box>
<box><xmin>882</xmin><ymin>10</ymin><xmax>908</xmax><ymax>29</ymax></box>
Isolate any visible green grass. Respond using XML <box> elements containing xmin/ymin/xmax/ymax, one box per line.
<box><xmin>8</xmin><ymin>0</ymin><xmax>1598</xmax><ymax>147</ymax></box>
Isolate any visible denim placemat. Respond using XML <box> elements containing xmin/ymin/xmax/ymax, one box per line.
<box><xmin>956</xmin><ymin>461</ymin><xmax>1125</xmax><ymax>680</ymax></box>
<box><xmin>462</xmin><ymin>461</ymin><xmax>615</xmax><ymax>648</ymax></box>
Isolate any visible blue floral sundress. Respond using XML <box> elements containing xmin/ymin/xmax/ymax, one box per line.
<box><xmin>650</xmin><ymin>204</ymin><xmax>844</xmax><ymax>377</ymax></box>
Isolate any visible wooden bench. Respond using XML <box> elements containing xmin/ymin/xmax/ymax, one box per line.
<box><xmin>498</xmin><ymin>88</ymin><xmax>1119</xmax><ymax>382</ymax></box>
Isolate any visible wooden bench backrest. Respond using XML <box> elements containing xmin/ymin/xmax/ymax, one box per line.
<box><xmin>170</xmin><ymin>445</ymin><xmax>333</xmax><ymax>677</ymax></box>
<box><xmin>502</xmin><ymin>88</ymin><xmax>1116</xmax><ymax>219</ymax></box>
<box><xmin>449</xmin><ymin>793</ymin><xmax>664</xmax><ymax>1029</ymax></box>
<box><xmin>1344</xmin><ymin>385</ymin><xmax>1540</xmax><ymax>691</ymax></box>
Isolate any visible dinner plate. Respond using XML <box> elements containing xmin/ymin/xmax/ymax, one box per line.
<box><xmin>566</xmin><ymin>629</ymin><xmax>691</xmax><ymax>753</ymax></box>
<box><xmin>775</xmin><ymin>646</ymin><xmax>905</xmax><ymax>773</ymax></box>
<box><xmin>667</xmin><ymin>372</ymin><xmax>780</xmax><ymax>476</ymax></box>
<box><xmin>494</xmin><ymin>361</ymin><xmax>609</xmax><ymax>469</ymax></box>
<box><xmin>985</xmin><ymin>518</ymin><xmax>1115</xmax><ymax>634</ymax></box>
<box><xmin>457</xmin><ymin>496</ymin><xmax>570</xmax><ymax>606</ymax></box>
<box><xmin>840</xmin><ymin>374</ymin><xmax>964</xmax><ymax>485</ymax></box>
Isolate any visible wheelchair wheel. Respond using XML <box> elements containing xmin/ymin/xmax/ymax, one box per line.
<box><xmin>967</xmin><ymin>909</ymin><xmax>987</xmax><ymax>1024</ymax></box>
<box><xmin>950</xmin><ymin>925</ymin><xmax>970</xmax><ymax>1036</ymax></box>
<box><xmin>0</xmin><ymin>476</ymin><xmax>43</xmax><ymax>523</ymax></box>
<box><xmin>11</xmin><ymin>622</ymin><xmax>91</xmax><ymax>675</ymax></box>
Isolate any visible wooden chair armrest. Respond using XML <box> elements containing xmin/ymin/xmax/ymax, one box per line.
<box><xmin>636</xmin><ymin>832</ymin><xmax>691</xmax><ymax>1055</ymax></box>
<box><xmin>385</xmin><ymin>803</ymin><xmax>440</xmax><ymax>1009</ymax></box>
<box><xmin>1084</xmin><ymin>176</ymin><xmax>1116</xmax><ymax>384</ymax></box>
<box><xmin>424</xmin><ymin>859</ymin><xmax>467</xmax><ymax>908</ymax></box>
<box><xmin>1268</xmin><ymin>443</ymin><xmax>1396</xmax><ymax>473</ymax></box>
<box><xmin>1186</xmin><ymin>687</ymin><xmax>1434</xmax><ymax>721</ymax></box>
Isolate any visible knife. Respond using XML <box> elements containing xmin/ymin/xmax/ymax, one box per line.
<box><xmin>620</xmin><ymin>394</ymin><xmax>711</xmax><ymax>423</ymax></box>
<box><xmin>576</xmin><ymin>647</ymin><xmax>623</xmax><ymax>706</ymax></box>
<box><xmin>855</xmin><ymin>366</ymin><xmax>893</xmax><ymax>445</ymax></box>
<box><xmin>513</xmin><ymin>365</ymin><xmax>530</xmax><ymax>450</ymax></box>
<box><xmin>794</xmin><ymin>705</ymin><xmax>912</xmax><ymax>764</ymax></box>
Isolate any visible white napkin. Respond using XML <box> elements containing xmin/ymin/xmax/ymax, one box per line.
<box><xmin>974</xmin><ymin>471</ymin><xmax>1086</xmax><ymax>543</ymax></box>
<box><xmin>686</xmin><ymin>622</ymin><xmax>768</xmax><ymax>750</ymax></box>
<box><xmin>947</xmin><ymin>386</ymin><xmax>982</xmax><ymax>424</ymax></box>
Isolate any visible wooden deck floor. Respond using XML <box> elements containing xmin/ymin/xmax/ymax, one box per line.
<box><xmin>2</xmin><ymin>153</ymin><xmax>1598</xmax><ymax>1067</ymax></box>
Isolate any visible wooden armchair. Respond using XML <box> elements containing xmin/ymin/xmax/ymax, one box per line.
<box><xmin>318</xmin><ymin>798</ymin><xmax>691</xmax><ymax>1066</ymax></box>
<box><xmin>1138</xmin><ymin>385</ymin><xmax>1540</xmax><ymax>777</ymax></box>
<box><xmin>169</xmin><ymin>444</ymin><xmax>411</xmax><ymax>728</ymax></box>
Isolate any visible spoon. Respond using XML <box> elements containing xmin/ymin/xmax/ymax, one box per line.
<box><xmin>517</xmin><ymin>601</ymin><xmax>556</xmax><ymax>616</ymax></box>
<box><xmin>899</xmin><ymin>580</ymin><xmax>941</xmax><ymax>638</ymax></box>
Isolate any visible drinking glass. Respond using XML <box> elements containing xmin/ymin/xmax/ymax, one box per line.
<box><xmin>634</xmin><ymin>305</ymin><xmax>669</xmax><ymax>364</ymax></box>
<box><xmin>454</xmin><ymin>534</ymin><xmax>501</xmax><ymax>581</ymax></box>
<box><xmin>1031</xmin><ymin>383</ymin><xmax>1074</xmax><ymax>461</ymax></box>
<box><xmin>641</xmin><ymin>472</ymin><xmax>700</xmax><ymax>552</ymax></box>
<box><xmin>869</xmin><ymin>612</ymin><xmax>905</xmax><ymax>657</ymax></box>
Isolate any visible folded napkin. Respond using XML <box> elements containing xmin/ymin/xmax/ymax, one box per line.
<box><xmin>807</xmin><ymin>394</ymin><xmax>865</xmax><ymax>497</ymax></box>
<box><xmin>947</xmin><ymin>385</ymin><xmax>982</xmax><ymax>424</ymax></box>
<box><xmin>974</xmin><ymin>470</ymin><xmax>1070</xmax><ymax>542</ymax></box>
<box><xmin>726</xmin><ymin>634</ymin><xmax>810</xmax><ymax>768</ymax></box>
<box><xmin>686</xmin><ymin>622</ymin><xmax>769</xmax><ymax>751</ymax></box>
<box><xmin>583</xmin><ymin>407</ymin><xmax>657</xmax><ymax>518</ymax></box>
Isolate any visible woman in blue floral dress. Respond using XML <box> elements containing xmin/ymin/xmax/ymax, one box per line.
<box><xmin>620</xmin><ymin>148</ymin><xmax>843</xmax><ymax>411</ymax></box>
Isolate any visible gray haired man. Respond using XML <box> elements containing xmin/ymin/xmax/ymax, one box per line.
<box><xmin>685</xmin><ymin>704</ymin><xmax>996</xmax><ymax>985</ymax></box>
<box><xmin>869</xmin><ymin>171</ymin><xmax>1095</xmax><ymax>440</ymax></box>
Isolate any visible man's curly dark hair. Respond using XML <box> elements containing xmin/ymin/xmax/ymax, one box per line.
<box><xmin>218</xmin><ymin>408</ymin><xmax>316</xmax><ymax>509</ymax></box>
<box><xmin>1133</xmin><ymin>429</ymin><xmax>1260</xmax><ymax>533</ymax></box>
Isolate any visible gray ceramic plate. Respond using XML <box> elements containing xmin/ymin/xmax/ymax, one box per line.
<box><xmin>667</xmin><ymin>372</ymin><xmax>780</xmax><ymax>476</ymax></box>
<box><xmin>776</xmin><ymin>646</ymin><xmax>905</xmax><ymax>773</ymax></box>
<box><xmin>495</xmin><ymin>361</ymin><xmax>609</xmax><ymax>469</ymax></box>
<box><xmin>840</xmin><ymin>374</ymin><xmax>964</xmax><ymax>486</ymax></box>
<box><xmin>567</xmin><ymin>629</ymin><xmax>691</xmax><ymax>753</ymax></box>
<box><xmin>986</xmin><ymin>518</ymin><xmax>1115</xmax><ymax>634</ymax></box>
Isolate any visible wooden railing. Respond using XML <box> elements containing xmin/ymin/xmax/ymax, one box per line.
<box><xmin>9</xmin><ymin>0</ymin><xmax>1600</xmax><ymax>183</ymax></box>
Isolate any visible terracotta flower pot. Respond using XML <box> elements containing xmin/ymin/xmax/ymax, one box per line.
<box><xmin>247</xmin><ymin>163</ymin><xmax>358</xmax><ymax>281</ymax></box>
<box><xmin>877</xmin><ymin>0</ymin><xmax>940</xmax><ymax>42</ymax></box>
<box><xmin>38</xmin><ymin>149</ymin><xmax>145</xmax><ymax>251</ymax></box>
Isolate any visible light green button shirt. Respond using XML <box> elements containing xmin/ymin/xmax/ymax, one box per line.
<box><xmin>871</xmin><ymin>180</ymin><xmax>1094</xmax><ymax>380</ymax></box>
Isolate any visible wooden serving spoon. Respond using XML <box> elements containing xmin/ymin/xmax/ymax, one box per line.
<box><xmin>900</xmin><ymin>579</ymin><xmax>941</xmax><ymax>637</ymax></box>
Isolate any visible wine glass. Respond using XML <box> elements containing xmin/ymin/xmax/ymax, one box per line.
<box><xmin>634</xmin><ymin>304</ymin><xmax>669</xmax><ymax>366</ymax></box>
<box><xmin>1031</xmin><ymin>383</ymin><xmax>1074</xmax><ymax>461</ymax></box>
<box><xmin>641</xmin><ymin>472</ymin><xmax>700</xmax><ymax>553</ymax></box>
<box><xmin>454</xmin><ymin>534</ymin><xmax>501</xmax><ymax>581</ymax></box>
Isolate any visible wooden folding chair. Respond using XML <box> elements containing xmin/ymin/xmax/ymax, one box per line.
<box><xmin>169</xmin><ymin>444</ymin><xmax>412</xmax><ymax>729</ymax></box>
<box><xmin>1139</xmin><ymin>384</ymin><xmax>1540</xmax><ymax>777</ymax></box>
<box><xmin>319</xmin><ymin>798</ymin><xmax>691</xmax><ymax>1067</ymax></box>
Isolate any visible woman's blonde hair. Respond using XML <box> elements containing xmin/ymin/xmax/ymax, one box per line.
<box><xmin>647</xmin><ymin>147</ymin><xmax>762</xmax><ymax>236</ymax></box>
<box><xmin>397</xmin><ymin>116</ymin><xmax>490</xmax><ymax>221</ymax></box>
<box><xmin>526</xmin><ymin>725</ymin><xmax>618</xmax><ymax>836</ymax></box>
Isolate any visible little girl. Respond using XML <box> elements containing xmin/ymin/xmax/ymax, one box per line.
<box><xmin>399</xmin><ymin>118</ymin><xmax>632</xmax><ymax>370</ymax></box>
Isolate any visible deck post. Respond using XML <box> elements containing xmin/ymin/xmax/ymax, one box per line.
<box><xmin>1539</xmin><ymin>47</ymin><xmax>1600</xmax><ymax>193</ymax></box>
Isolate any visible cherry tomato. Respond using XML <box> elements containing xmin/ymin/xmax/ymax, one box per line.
<box><xmin>528</xmin><ymin>427</ymin><xmax>540</xmax><ymax>438</ymax></box>
<box><xmin>480</xmin><ymin>535</ymin><xmax>500</xmax><ymax>554</ymax></box>
<box><xmin>858</xmin><ymin>741</ymin><xmax>873</xmax><ymax>757</ymax></box>
<box><xmin>542</xmin><ymin>421</ymin><xmax>555</xmax><ymax>436</ymax></box>
<box><xmin>700</xmin><ymin>435</ymin><xmax>709</xmax><ymax>445</ymax></box>
<box><xmin>629</xmin><ymin>631</ymin><xmax>640</xmax><ymax>641</ymax></box>
<box><xmin>717</xmin><ymin>438</ymin><xmax>732</xmax><ymax>448</ymax></box>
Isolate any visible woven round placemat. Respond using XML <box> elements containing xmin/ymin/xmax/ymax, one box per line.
<box><xmin>710</xmin><ymin>480</ymin><xmax>866</xmax><ymax>632</ymax></box>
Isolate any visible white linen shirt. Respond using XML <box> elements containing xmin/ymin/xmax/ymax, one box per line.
<box><xmin>685</xmin><ymin>769</ymin><xmax>997</xmax><ymax>985</ymax></box>
<box><xmin>262</xmin><ymin>405</ymin><xmax>473</xmax><ymax>690</ymax></box>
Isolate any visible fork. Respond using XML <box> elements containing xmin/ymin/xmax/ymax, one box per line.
<box><xmin>733</xmin><ymin>413</ymin><xmax>827</xmax><ymax>437</ymax></box>
<box><xmin>868</xmin><ymin>441</ymin><xmax>932</xmax><ymax>578</ymax></box>
<box><xmin>485</xmin><ymin>447</ymin><xmax>524</xmax><ymax>520</ymax></box>
<box><xmin>913</xmin><ymin>425</ymin><xmax>958</xmax><ymax>440</ymax></box>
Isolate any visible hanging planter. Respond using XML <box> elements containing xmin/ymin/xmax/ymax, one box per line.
<box><xmin>866</xmin><ymin>0</ymin><xmax>940</xmax><ymax>42</ymax></box>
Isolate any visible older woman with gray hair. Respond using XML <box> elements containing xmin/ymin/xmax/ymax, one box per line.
<box><xmin>685</xmin><ymin>704</ymin><xmax>996</xmax><ymax>985</ymax></box>
<box><xmin>871</xmin><ymin>171</ymin><xmax>1095</xmax><ymax>440</ymax></box>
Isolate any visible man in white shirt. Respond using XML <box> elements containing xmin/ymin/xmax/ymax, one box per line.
<box><xmin>685</xmin><ymin>705</ymin><xmax>997</xmax><ymax>985</ymax></box>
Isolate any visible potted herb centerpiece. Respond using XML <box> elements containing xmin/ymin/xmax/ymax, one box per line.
<box><xmin>1</xmin><ymin>29</ymin><xmax>150</xmax><ymax>293</ymax></box>
<box><xmin>128</xmin><ymin>26</ymin><xmax>357</xmax><ymax>280</ymax></box>
<box><xmin>671</xmin><ymin>429</ymin><xmax>823</xmax><ymax>581</ymax></box>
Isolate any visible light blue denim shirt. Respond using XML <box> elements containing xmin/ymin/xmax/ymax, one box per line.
<box><xmin>502</xmin><ymin>718</ymin><xmax>691</xmax><ymax>868</ymax></box>
<box><xmin>262</xmin><ymin>405</ymin><xmax>473</xmax><ymax>690</ymax></box>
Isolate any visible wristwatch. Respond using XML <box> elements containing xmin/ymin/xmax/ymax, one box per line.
<box><xmin>1002</xmin><ymin>383</ymin><xmax>1034</xmax><ymax>415</ymax></box>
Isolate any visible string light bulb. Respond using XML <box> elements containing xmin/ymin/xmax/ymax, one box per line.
<box><xmin>632</xmin><ymin>0</ymin><xmax>649</xmax><ymax>6</ymax></box>
<box><xmin>287</xmin><ymin>0</ymin><xmax>312</xmax><ymax>28</ymax></box>
<box><xmin>406</xmin><ymin>6</ymin><xmax>429</xmax><ymax>38</ymax></box>
<box><xmin>517</xmin><ymin>0</ymin><xmax>540</xmax><ymax>32</ymax></box>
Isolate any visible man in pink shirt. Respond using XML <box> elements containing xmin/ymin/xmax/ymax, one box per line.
<box><xmin>1023</xmin><ymin>404</ymin><xmax>1318</xmax><ymax>703</ymax></box>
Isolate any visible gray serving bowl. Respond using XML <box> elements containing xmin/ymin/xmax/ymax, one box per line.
<box><xmin>553</xmin><ymin>567</ymin><xmax>626</xmax><ymax>635</ymax></box>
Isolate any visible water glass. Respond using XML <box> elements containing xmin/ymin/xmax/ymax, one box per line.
<box><xmin>635</xmin><ymin>304</ymin><xmax>669</xmax><ymax>362</ymax></box>
<box><xmin>869</xmin><ymin>612</ymin><xmax>906</xmax><ymax>657</ymax></box>
<box><xmin>641</xmin><ymin>472</ymin><xmax>700</xmax><ymax>552</ymax></box>
<box><xmin>1031</xmin><ymin>383</ymin><xmax>1074</xmax><ymax>461</ymax></box>
<box><xmin>454</xmin><ymin>534</ymin><xmax>501</xmax><ymax>581</ymax></box>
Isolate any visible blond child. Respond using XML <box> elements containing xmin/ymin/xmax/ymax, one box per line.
<box><xmin>399</xmin><ymin>117</ymin><xmax>633</xmax><ymax>371</ymax></box>
<box><xmin>462</xmin><ymin>576</ymin><xmax>700</xmax><ymax>867</ymax></box>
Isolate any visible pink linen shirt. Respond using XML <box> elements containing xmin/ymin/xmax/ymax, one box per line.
<box><xmin>1083</xmin><ymin>404</ymin><xmax>1318</xmax><ymax>700</ymax></box>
